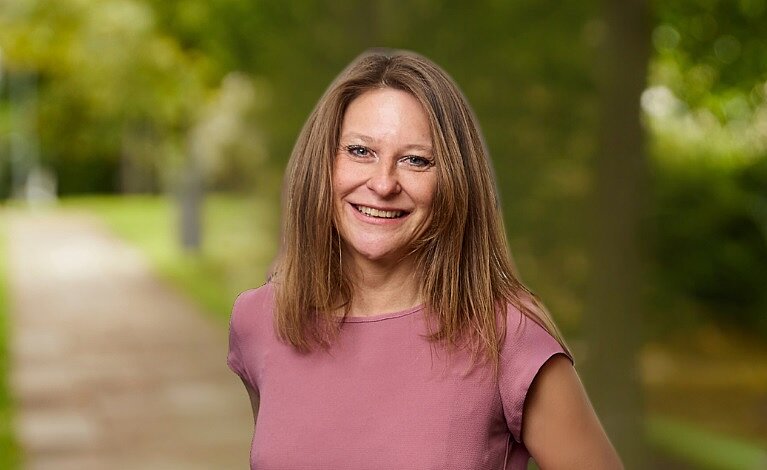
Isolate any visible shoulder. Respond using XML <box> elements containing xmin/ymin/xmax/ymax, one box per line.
<box><xmin>233</xmin><ymin>281</ymin><xmax>276</xmax><ymax>311</ymax></box>
<box><xmin>521</xmin><ymin>345</ymin><xmax>623</xmax><ymax>467</ymax></box>
<box><xmin>229</xmin><ymin>282</ymin><xmax>276</xmax><ymax>339</ymax></box>
<box><xmin>505</xmin><ymin>302</ymin><xmax>623</xmax><ymax>467</ymax></box>
<box><xmin>498</xmin><ymin>300</ymin><xmax>573</xmax><ymax>443</ymax></box>
<box><xmin>501</xmin><ymin>301</ymin><xmax>571</xmax><ymax>364</ymax></box>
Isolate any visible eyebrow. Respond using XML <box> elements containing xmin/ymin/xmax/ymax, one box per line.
<box><xmin>340</xmin><ymin>133</ymin><xmax>433</xmax><ymax>152</ymax></box>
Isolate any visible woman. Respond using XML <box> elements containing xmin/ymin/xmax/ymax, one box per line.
<box><xmin>228</xmin><ymin>49</ymin><xmax>622</xmax><ymax>469</ymax></box>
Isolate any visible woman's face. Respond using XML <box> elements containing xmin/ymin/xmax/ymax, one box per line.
<box><xmin>333</xmin><ymin>87</ymin><xmax>437</xmax><ymax>267</ymax></box>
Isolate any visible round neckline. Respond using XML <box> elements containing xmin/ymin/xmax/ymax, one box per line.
<box><xmin>342</xmin><ymin>304</ymin><xmax>425</xmax><ymax>323</ymax></box>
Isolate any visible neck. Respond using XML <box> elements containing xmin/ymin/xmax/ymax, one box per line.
<box><xmin>343</xmin><ymin>253</ymin><xmax>422</xmax><ymax>317</ymax></box>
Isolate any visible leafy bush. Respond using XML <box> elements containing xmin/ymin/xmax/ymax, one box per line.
<box><xmin>647</xmin><ymin>155</ymin><xmax>767</xmax><ymax>336</ymax></box>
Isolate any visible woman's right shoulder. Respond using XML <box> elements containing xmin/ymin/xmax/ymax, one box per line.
<box><xmin>233</xmin><ymin>281</ymin><xmax>276</xmax><ymax>310</ymax></box>
<box><xmin>229</xmin><ymin>282</ymin><xmax>276</xmax><ymax>335</ymax></box>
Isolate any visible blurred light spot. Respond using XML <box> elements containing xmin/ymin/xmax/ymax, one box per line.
<box><xmin>714</xmin><ymin>35</ymin><xmax>741</xmax><ymax>64</ymax></box>
<box><xmin>25</xmin><ymin>166</ymin><xmax>57</xmax><ymax>206</ymax></box>
<box><xmin>652</xmin><ymin>24</ymin><xmax>681</xmax><ymax>51</ymax></box>
<box><xmin>755</xmin><ymin>106</ymin><xmax>767</xmax><ymax>139</ymax></box>
<box><xmin>748</xmin><ymin>82</ymin><xmax>765</xmax><ymax>106</ymax></box>
<box><xmin>641</xmin><ymin>86</ymin><xmax>683</xmax><ymax>118</ymax></box>
<box><xmin>693</xmin><ymin>108</ymin><xmax>720</xmax><ymax>131</ymax></box>
<box><xmin>723</xmin><ymin>95</ymin><xmax>751</xmax><ymax>121</ymax></box>
<box><xmin>687</xmin><ymin>64</ymin><xmax>717</xmax><ymax>94</ymax></box>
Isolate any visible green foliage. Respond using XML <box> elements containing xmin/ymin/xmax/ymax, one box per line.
<box><xmin>651</xmin><ymin>0</ymin><xmax>767</xmax><ymax>115</ymax></box>
<box><xmin>0</xmin><ymin>211</ymin><xmax>22</xmax><ymax>469</ymax></box>
<box><xmin>645</xmin><ymin>0</ymin><xmax>767</xmax><ymax>338</ymax></box>
<box><xmin>0</xmin><ymin>0</ymin><xmax>205</xmax><ymax>195</ymax></box>
<box><xmin>647</xmin><ymin>155</ymin><xmax>767</xmax><ymax>336</ymax></box>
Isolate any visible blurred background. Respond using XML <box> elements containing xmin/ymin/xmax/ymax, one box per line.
<box><xmin>1</xmin><ymin>0</ymin><xmax>766</xmax><ymax>468</ymax></box>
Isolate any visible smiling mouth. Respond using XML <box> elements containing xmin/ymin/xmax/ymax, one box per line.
<box><xmin>353</xmin><ymin>204</ymin><xmax>406</xmax><ymax>219</ymax></box>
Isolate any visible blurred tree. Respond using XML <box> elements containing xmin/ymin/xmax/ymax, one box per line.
<box><xmin>651</xmin><ymin>0</ymin><xmax>767</xmax><ymax>113</ymax></box>
<box><xmin>583</xmin><ymin>0</ymin><xmax>650</xmax><ymax>466</ymax></box>
<box><xmin>0</xmin><ymin>0</ymin><xmax>209</xmax><ymax>249</ymax></box>
<box><xmin>646</xmin><ymin>0</ymin><xmax>767</xmax><ymax>335</ymax></box>
<box><xmin>190</xmin><ymin>72</ymin><xmax>268</xmax><ymax>191</ymax></box>
<box><xmin>648</xmin><ymin>158</ymin><xmax>767</xmax><ymax>335</ymax></box>
<box><xmin>0</xmin><ymin>0</ymin><xmax>203</xmax><ymax>194</ymax></box>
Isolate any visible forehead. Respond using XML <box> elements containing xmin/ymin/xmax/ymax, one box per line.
<box><xmin>340</xmin><ymin>88</ymin><xmax>432</xmax><ymax>146</ymax></box>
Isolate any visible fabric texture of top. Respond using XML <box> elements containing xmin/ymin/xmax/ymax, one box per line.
<box><xmin>227</xmin><ymin>281</ymin><xmax>571</xmax><ymax>470</ymax></box>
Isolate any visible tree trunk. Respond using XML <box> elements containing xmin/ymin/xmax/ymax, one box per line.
<box><xmin>583</xmin><ymin>0</ymin><xmax>650</xmax><ymax>466</ymax></box>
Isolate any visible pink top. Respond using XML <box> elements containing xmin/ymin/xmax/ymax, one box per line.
<box><xmin>227</xmin><ymin>282</ymin><xmax>571</xmax><ymax>470</ymax></box>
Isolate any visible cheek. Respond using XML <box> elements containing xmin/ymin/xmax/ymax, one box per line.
<box><xmin>331</xmin><ymin>172</ymin><xmax>346</xmax><ymax>205</ymax></box>
<box><xmin>332</xmin><ymin>159</ymin><xmax>355</xmax><ymax>197</ymax></box>
<box><xmin>417</xmin><ymin>175</ymin><xmax>438</xmax><ymax>209</ymax></box>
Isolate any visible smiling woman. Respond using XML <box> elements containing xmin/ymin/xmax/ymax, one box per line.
<box><xmin>333</xmin><ymin>88</ymin><xmax>436</xmax><ymax>283</ymax></box>
<box><xmin>227</xmin><ymin>49</ymin><xmax>623</xmax><ymax>469</ymax></box>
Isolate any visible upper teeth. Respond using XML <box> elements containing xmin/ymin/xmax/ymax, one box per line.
<box><xmin>356</xmin><ymin>205</ymin><xmax>403</xmax><ymax>218</ymax></box>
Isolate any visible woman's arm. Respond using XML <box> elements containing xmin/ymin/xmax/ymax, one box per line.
<box><xmin>522</xmin><ymin>355</ymin><xmax>623</xmax><ymax>469</ymax></box>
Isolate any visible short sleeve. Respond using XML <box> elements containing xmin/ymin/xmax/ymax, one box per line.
<box><xmin>226</xmin><ymin>292</ymin><xmax>249</xmax><ymax>381</ymax></box>
<box><xmin>499</xmin><ymin>305</ymin><xmax>573</xmax><ymax>444</ymax></box>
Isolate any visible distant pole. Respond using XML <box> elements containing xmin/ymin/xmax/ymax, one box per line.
<box><xmin>179</xmin><ymin>133</ymin><xmax>203</xmax><ymax>252</ymax></box>
<box><xmin>8</xmin><ymin>71</ymin><xmax>40</xmax><ymax>200</ymax></box>
<box><xmin>583</xmin><ymin>0</ymin><xmax>650</xmax><ymax>467</ymax></box>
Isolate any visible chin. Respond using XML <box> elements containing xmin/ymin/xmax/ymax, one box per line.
<box><xmin>346</xmin><ymin>243</ymin><xmax>403</xmax><ymax>264</ymax></box>
<box><xmin>355</xmin><ymin>248</ymin><xmax>395</xmax><ymax>262</ymax></box>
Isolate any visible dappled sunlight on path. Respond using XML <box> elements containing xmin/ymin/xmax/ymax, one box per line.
<box><xmin>6</xmin><ymin>210</ymin><xmax>252</xmax><ymax>469</ymax></box>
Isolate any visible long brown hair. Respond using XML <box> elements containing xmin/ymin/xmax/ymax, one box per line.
<box><xmin>276</xmin><ymin>49</ymin><xmax>569</xmax><ymax>365</ymax></box>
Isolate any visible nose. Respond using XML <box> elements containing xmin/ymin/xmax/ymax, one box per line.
<box><xmin>366</xmin><ymin>161</ymin><xmax>401</xmax><ymax>197</ymax></box>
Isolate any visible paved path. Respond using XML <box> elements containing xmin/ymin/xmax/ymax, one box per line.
<box><xmin>6</xmin><ymin>210</ymin><xmax>253</xmax><ymax>470</ymax></box>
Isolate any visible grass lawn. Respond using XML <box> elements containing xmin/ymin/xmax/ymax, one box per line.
<box><xmin>60</xmin><ymin>193</ymin><xmax>279</xmax><ymax>324</ymax></box>
<box><xmin>0</xmin><ymin>209</ymin><xmax>22</xmax><ymax>469</ymax></box>
<box><xmin>647</xmin><ymin>414</ymin><xmax>767</xmax><ymax>470</ymax></box>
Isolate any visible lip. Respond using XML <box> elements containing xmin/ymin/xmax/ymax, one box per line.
<box><xmin>346</xmin><ymin>202</ymin><xmax>410</xmax><ymax>224</ymax></box>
